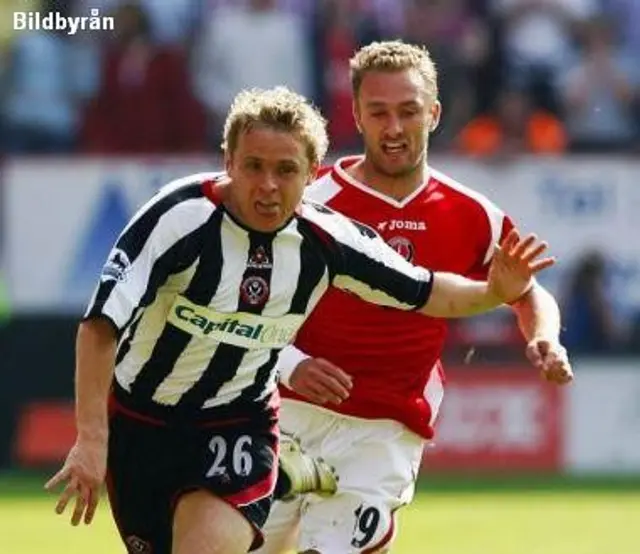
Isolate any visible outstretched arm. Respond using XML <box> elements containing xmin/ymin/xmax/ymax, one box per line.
<box><xmin>420</xmin><ymin>230</ymin><xmax>554</xmax><ymax>318</ymax></box>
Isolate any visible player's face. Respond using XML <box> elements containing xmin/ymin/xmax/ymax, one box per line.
<box><xmin>225</xmin><ymin>126</ymin><xmax>317</xmax><ymax>232</ymax></box>
<box><xmin>354</xmin><ymin>69</ymin><xmax>440</xmax><ymax>177</ymax></box>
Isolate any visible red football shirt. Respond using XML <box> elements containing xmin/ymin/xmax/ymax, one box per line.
<box><xmin>281</xmin><ymin>156</ymin><xmax>514</xmax><ymax>439</ymax></box>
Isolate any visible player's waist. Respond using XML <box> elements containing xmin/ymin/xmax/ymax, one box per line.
<box><xmin>280</xmin><ymin>387</ymin><xmax>437</xmax><ymax>440</ymax></box>
<box><xmin>111</xmin><ymin>381</ymin><xmax>278</xmax><ymax>428</ymax></box>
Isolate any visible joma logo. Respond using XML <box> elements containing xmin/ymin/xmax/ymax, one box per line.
<box><xmin>377</xmin><ymin>220</ymin><xmax>426</xmax><ymax>232</ymax></box>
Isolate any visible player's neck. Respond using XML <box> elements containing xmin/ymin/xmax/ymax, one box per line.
<box><xmin>350</xmin><ymin>157</ymin><xmax>428</xmax><ymax>202</ymax></box>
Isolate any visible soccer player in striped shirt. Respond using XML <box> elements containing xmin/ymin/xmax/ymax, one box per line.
<box><xmin>45</xmin><ymin>86</ymin><xmax>554</xmax><ymax>554</ymax></box>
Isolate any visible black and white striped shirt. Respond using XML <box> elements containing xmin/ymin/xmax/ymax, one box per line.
<box><xmin>85</xmin><ymin>173</ymin><xmax>433</xmax><ymax>421</ymax></box>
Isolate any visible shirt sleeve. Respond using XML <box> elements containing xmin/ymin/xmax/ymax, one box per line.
<box><xmin>462</xmin><ymin>180</ymin><xmax>516</xmax><ymax>283</ymax></box>
<box><xmin>83</xmin><ymin>184</ymin><xmax>213</xmax><ymax>333</ymax></box>
<box><xmin>301</xmin><ymin>202</ymin><xmax>434</xmax><ymax>311</ymax></box>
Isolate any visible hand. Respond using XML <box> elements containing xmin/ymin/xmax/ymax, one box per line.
<box><xmin>488</xmin><ymin>230</ymin><xmax>555</xmax><ymax>304</ymax></box>
<box><xmin>45</xmin><ymin>438</ymin><xmax>107</xmax><ymax>526</ymax></box>
<box><xmin>290</xmin><ymin>358</ymin><xmax>353</xmax><ymax>406</ymax></box>
<box><xmin>526</xmin><ymin>337</ymin><xmax>574</xmax><ymax>385</ymax></box>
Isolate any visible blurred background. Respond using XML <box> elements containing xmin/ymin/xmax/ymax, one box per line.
<box><xmin>0</xmin><ymin>0</ymin><xmax>638</xmax><ymax>552</ymax></box>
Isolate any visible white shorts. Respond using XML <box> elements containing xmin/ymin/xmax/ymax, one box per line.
<box><xmin>258</xmin><ymin>399</ymin><xmax>425</xmax><ymax>553</ymax></box>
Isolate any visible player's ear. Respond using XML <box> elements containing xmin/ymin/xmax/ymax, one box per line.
<box><xmin>429</xmin><ymin>100</ymin><xmax>442</xmax><ymax>132</ymax></box>
<box><xmin>308</xmin><ymin>162</ymin><xmax>320</xmax><ymax>182</ymax></box>
<box><xmin>224</xmin><ymin>151</ymin><xmax>233</xmax><ymax>174</ymax></box>
<box><xmin>352</xmin><ymin>100</ymin><xmax>363</xmax><ymax>134</ymax></box>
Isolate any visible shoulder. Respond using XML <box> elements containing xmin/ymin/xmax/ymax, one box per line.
<box><xmin>298</xmin><ymin>200</ymin><xmax>377</xmax><ymax>242</ymax></box>
<box><xmin>429</xmin><ymin>168</ymin><xmax>506</xmax><ymax>224</ymax></box>
<box><xmin>126</xmin><ymin>172</ymin><xmax>222</xmax><ymax>238</ymax></box>
<box><xmin>304</xmin><ymin>167</ymin><xmax>344</xmax><ymax>205</ymax></box>
<box><xmin>146</xmin><ymin>172</ymin><xmax>223</xmax><ymax>213</ymax></box>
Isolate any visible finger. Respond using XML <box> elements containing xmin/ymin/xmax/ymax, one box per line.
<box><xmin>318</xmin><ymin>373</ymin><xmax>351</xmax><ymax>400</ymax></box>
<box><xmin>541</xmin><ymin>351</ymin><xmax>559</xmax><ymax>371</ymax></box>
<box><xmin>521</xmin><ymin>241</ymin><xmax>549</xmax><ymax>263</ymax></box>
<box><xmin>526</xmin><ymin>344</ymin><xmax>544</xmax><ymax>369</ymax></box>
<box><xmin>312</xmin><ymin>382</ymin><xmax>346</xmax><ymax>405</ymax></box>
<box><xmin>55</xmin><ymin>477</ymin><xmax>79</xmax><ymax>515</ymax></box>
<box><xmin>318</xmin><ymin>361</ymin><xmax>353</xmax><ymax>390</ymax></box>
<box><xmin>299</xmin><ymin>386</ymin><xmax>329</xmax><ymax>405</ymax></box>
<box><xmin>529</xmin><ymin>257</ymin><xmax>556</xmax><ymax>273</ymax></box>
<box><xmin>71</xmin><ymin>484</ymin><xmax>88</xmax><ymax>526</ymax></box>
<box><xmin>500</xmin><ymin>229</ymin><xmax>520</xmax><ymax>252</ymax></box>
<box><xmin>84</xmin><ymin>488</ymin><xmax>99</xmax><ymax>525</ymax></box>
<box><xmin>511</xmin><ymin>233</ymin><xmax>537</xmax><ymax>258</ymax></box>
<box><xmin>302</xmin><ymin>381</ymin><xmax>334</xmax><ymax>404</ymax></box>
<box><xmin>45</xmin><ymin>467</ymin><xmax>70</xmax><ymax>491</ymax></box>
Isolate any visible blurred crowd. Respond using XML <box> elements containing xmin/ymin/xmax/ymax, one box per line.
<box><xmin>0</xmin><ymin>0</ymin><xmax>639</xmax><ymax>156</ymax></box>
<box><xmin>0</xmin><ymin>0</ymin><xmax>638</xmax><ymax>355</ymax></box>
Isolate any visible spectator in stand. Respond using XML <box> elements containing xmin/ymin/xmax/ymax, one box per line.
<box><xmin>558</xmin><ymin>16</ymin><xmax>640</xmax><ymax>152</ymax></box>
<box><xmin>71</xmin><ymin>0</ymin><xmax>203</xmax><ymax>46</ymax></box>
<box><xmin>1</xmin><ymin>2</ymin><xmax>91</xmax><ymax>154</ymax></box>
<box><xmin>561</xmin><ymin>250</ymin><xmax>621</xmax><ymax>354</ymax></box>
<box><xmin>192</xmin><ymin>0</ymin><xmax>313</xmax><ymax>144</ymax></box>
<box><xmin>491</xmin><ymin>0</ymin><xmax>599</xmax><ymax>113</ymax></box>
<box><xmin>0</xmin><ymin>0</ymin><xmax>40</xmax><ymax>72</ymax></box>
<box><xmin>600</xmin><ymin>0</ymin><xmax>640</xmax><ymax>62</ymax></box>
<box><xmin>81</xmin><ymin>2</ymin><xmax>206</xmax><ymax>154</ymax></box>
<box><xmin>403</xmin><ymin>0</ymin><xmax>491</xmax><ymax>150</ymax></box>
<box><xmin>458</xmin><ymin>88</ymin><xmax>567</xmax><ymax>157</ymax></box>
<box><xmin>315</xmin><ymin>0</ymin><xmax>385</xmax><ymax>151</ymax></box>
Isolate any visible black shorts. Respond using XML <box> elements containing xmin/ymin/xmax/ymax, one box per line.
<box><xmin>106</xmin><ymin>395</ymin><xmax>279</xmax><ymax>553</ymax></box>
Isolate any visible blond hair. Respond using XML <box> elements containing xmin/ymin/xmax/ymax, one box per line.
<box><xmin>222</xmin><ymin>86</ymin><xmax>329</xmax><ymax>166</ymax></box>
<box><xmin>350</xmin><ymin>40</ymin><xmax>438</xmax><ymax>100</ymax></box>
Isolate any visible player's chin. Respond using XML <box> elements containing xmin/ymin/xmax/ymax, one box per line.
<box><xmin>252</xmin><ymin>205</ymin><xmax>287</xmax><ymax>232</ymax></box>
<box><xmin>378</xmin><ymin>156</ymin><xmax>416</xmax><ymax>176</ymax></box>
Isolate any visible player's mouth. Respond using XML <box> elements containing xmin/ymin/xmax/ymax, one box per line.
<box><xmin>381</xmin><ymin>141</ymin><xmax>408</xmax><ymax>156</ymax></box>
<box><xmin>255</xmin><ymin>201</ymin><xmax>280</xmax><ymax>217</ymax></box>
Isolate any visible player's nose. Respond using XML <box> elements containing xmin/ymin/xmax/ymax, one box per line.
<box><xmin>385</xmin><ymin>114</ymin><xmax>403</xmax><ymax>137</ymax></box>
<box><xmin>259</xmin><ymin>172</ymin><xmax>279</xmax><ymax>193</ymax></box>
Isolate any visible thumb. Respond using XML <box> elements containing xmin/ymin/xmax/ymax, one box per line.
<box><xmin>536</xmin><ymin>339</ymin><xmax>551</xmax><ymax>356</ymax></box>
<box><xmin>526</xmin><ymin>341</ymin><xmax>544</xmax><ymax>368</ymax></box>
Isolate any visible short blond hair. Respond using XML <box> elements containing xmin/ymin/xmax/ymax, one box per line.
<box><xmin>350</xmin><ymin>40</ymin><xmax>438</xmax><ymax>100</ymax></box>
<box><xmin>222</xmin><ymin>86</ymin><xmax>329</xmax><ymax>166</ymax></box>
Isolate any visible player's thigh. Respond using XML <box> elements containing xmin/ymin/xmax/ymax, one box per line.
<box><xmin>107</xmin><ymin>413</ymin><xmax>175</xmax><ymax>554</ymax></box>
<box><xmin>278</xmin><ymin>399</ymin><xmax>337</xmax><ymax>454</ymax></box>
<box><xmin>298</xmin><ymin>418</ymin><xmax>424</xmax><ymax>553</ymax></box>
<box><xmin>254</xmin><ymin>497</ymin><xmax>302</xmax><ymax>554</ymax></box>
<box><xmin>173</xmin><ymin>490</ymin><xmax>254</xmax><ymax>554</ymax></box>
<box><xmin>184</xmin><ymin>419</ymin><xmax>280</xmax><ymax>551</ymax></box>
<box><xmin>108</xmin><ymin>412</ymin><xmax>279</xmax><ymax>553</ymax></box>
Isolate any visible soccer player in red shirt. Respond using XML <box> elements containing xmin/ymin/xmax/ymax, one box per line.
<box><xmin>258</xmin><ymin>41</ymin><xmax>573</xmax><ymax>554</ymax></box>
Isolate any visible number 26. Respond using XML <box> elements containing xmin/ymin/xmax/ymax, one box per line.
<box><xmin>206</xmin><ymin>435</ymin><xmax>253</xmax><ymax>477</ymax></box>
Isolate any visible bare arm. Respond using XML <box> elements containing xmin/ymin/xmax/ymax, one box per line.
<box><xmin>510</xmin><ymin>280</ymin><xmax>561</xmax><ymax>342</ymax></box>
<box><xmin>45</xmin><ymin>317</ymin><xmax>117</xmax><ymax>526</ymax></box>
<box><xmin>75</xmin><ymin>318</ymin><xmax>118</xmax><ymax>444</ymax></box>
<box><xmin>419</xmin><ymin>273</ymin><xmax>503</xmax><ymax>318</ymax></box>
<box><xmin>420</xmin><ymin>231</ymin><xmax>553</xmax><ymax>319</ymax></box>
<box><xmin>510</xmin><ymin>280</ymin><xmax>573</xmax><ymax>384</ymax></box>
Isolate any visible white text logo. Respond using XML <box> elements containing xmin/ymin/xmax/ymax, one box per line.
<box><xmin>14</xmin><ymin>9</ymin><xmax>115</xmax><ymax>35</ymax></box>
<box><xmin>377</xmin><ymin>220</ymin><xmax>427</xmax><ymax>232</ymax></box>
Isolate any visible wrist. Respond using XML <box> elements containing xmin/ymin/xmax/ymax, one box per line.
<box><xmin>277</xmin><ymin>345</ymin><xmax>311</xmax><ymax>389</ymax></box>
<box><xmin>506</xmin><ymin>280</ymin><xmax>534</xmax><ymax>306</ymax></box>
<box><xmin>529</xmin><ymin>332</ymin><xmax>561</xmax><ymax>344</ymax></box>
<box><xmin>76</xmin><ymin>417</ymin><xmax>108</xmax><ymax>444</ymax></box>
